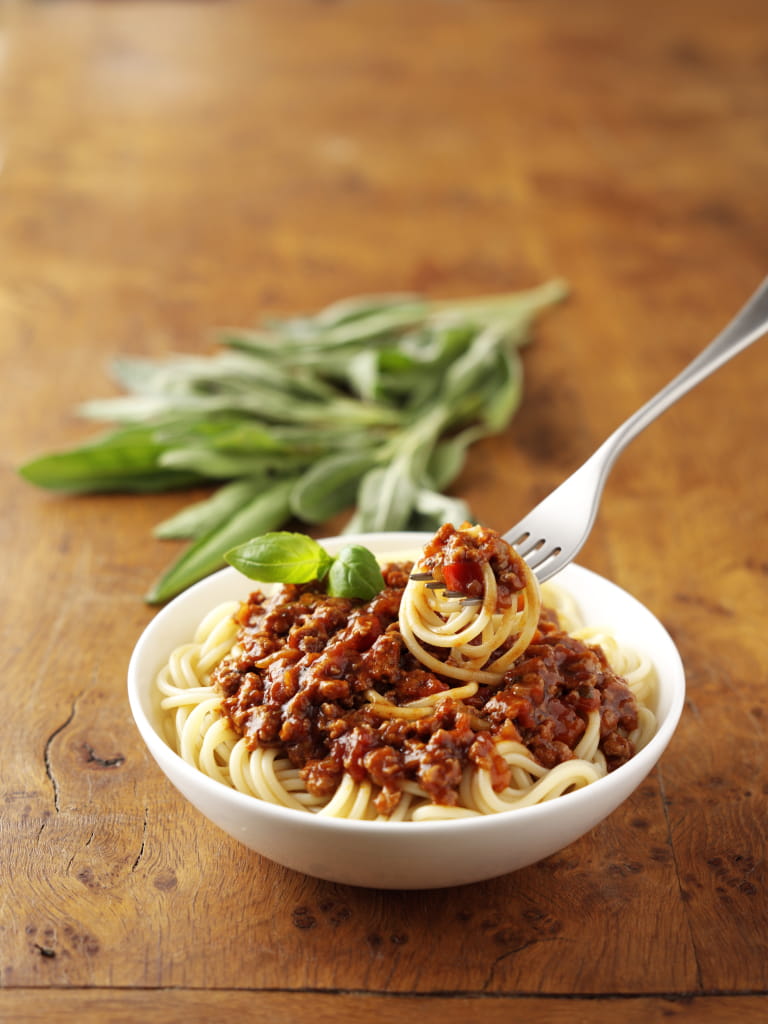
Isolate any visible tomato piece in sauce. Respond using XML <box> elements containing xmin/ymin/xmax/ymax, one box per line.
<box><xmin>442</xmin><ymin>560</ymin><xmax>484</xmax><ymax>596</ymax></box>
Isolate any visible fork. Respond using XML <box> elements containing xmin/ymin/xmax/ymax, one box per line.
<box><xmin>503</xmin><ymin>276</ymin><xmax>768</xmax><ymax>583</ymax></box>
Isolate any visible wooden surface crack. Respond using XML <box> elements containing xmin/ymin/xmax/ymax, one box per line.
<box><xmin>131</xmin><ymin>808</ymin><xmax>149</xmax><ymax>872</ymax></box>
<box><xmin>42</xmin><ymin>698</ymin><xmax>79</xmax><ymax>813</ymax></box>
<box><xmin>480</xmin><ymin>940</ymin><xmax>544</xmax><ymax>992</ymax></box>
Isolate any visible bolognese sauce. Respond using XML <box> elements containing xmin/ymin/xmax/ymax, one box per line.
<box><xmin>213</xmin><ymin>560</ymin><xmax>639</xmax><ymax>816</ymax></box>
<box><xmin>420</xmin><ymin>521</ymin><xmax>527</xmax><ymax>606</ymax></box>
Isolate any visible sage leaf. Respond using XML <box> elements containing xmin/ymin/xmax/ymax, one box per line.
<box><xmin>354</xmin><ymin>462</ymin><xmax>418</xmax><ymax>532</ymax></box>
<box><xmin>153</xmin><ymin>477</ymin><xmax>267</xmax><ymax>540</ymax></box>
<box><xmin>426</xmin><ymin>425</ymin><xmax>486</xmax><ymax>491</ymax></box>
<box><xmin>477</xmin><ymin>347</ymin><xmax>524</xmax><ymax>433</ymax></box>
<box><xmin>441</xmin><ymin>323</ymin><xmax>506</xmax><ymax>407</ymax></box>
<box><xmin>159</xmin><ymin>446</ymin><xmax>311</xmax><ymax>480</ymax></box>
<box><xmin>289</xmin><ymin>451</ymin><xmax>377</xmax><ymax>524</ymax></box>
<box><xmin>414</xmin><ymin>488</ymin><xmax>471</xmax><ymax>528</ymax></box>
<box><xmin>17</xmin><ymin>424</ymin><xmax>204</xmax><ymax>493</ymax></box>
<box><xmin>20</xmin><ymin>281</ymin><xmax>567</xmax><ymax>601</ymax></box>
<box><xmin>146</xmin><ymin>479</ymin><xmax>295</xmax><ymax>603</ymax></box>
<box><xmin>315</xmin><ymin>292</ymin><xmax>420</xmax><ymax>327</ymax></box>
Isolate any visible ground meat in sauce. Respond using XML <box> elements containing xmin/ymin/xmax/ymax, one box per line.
<box><xmin>213</xmin><ymin>561</ymin><xmax>640</xmax><ymax>814</ymax></box>
<box><xmin>420</xmin><ymin>522</ymin><xmax>527</xmax><ymax>607</ymax></box>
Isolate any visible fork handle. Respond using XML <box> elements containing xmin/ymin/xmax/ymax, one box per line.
<box><xmin>588</xmin><ymin>276</ymin><xmax>768</xmax><ymax>494</ymax></box>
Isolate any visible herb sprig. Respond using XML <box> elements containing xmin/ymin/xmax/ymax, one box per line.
<box><xmin>19</xmin><ymin>282</ymin><xmax>567</xmax><ymax>602</ymax></box>
<box><xmin>226</xmin><ymin>532</ymin><xmax>385</xmax><ymax>600</ymax></box>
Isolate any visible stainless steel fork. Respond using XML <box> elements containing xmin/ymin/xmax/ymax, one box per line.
<box><xmin>504</xmin><ymin>277</ymin><xmax>768</xmax><ymax>582</ymax></box>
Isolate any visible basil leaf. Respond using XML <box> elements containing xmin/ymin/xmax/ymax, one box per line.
<box><xmin>327</xmin><ymin>544</ymin><xmax>385</xmax><ymax>600</ymax></box>
<box><xmin>225</xmin><ymin>531</ymin><xmax>333</xmax><ymax>584</ymax></box>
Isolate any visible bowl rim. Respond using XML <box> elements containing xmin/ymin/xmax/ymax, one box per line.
<box><xmin>128</xmin><ymin>532</ymin><xmax>686</xmax><ymax>835</ymax></box>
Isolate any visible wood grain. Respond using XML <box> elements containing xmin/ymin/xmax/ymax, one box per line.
<box><xmin>0</xmin><ymin>991</ymin><xmax>766</xmax><ymax>1024</ymax></box>
<box><xmin>1</xmin><ymin>0</ymin><xmax>767</xmax><ymax>1019</ymax></box>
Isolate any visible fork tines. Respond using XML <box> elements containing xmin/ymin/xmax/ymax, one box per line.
<box><xmin>408</xmin><ymin>570</ymin><xmax>481</xmax><ymax>604</ymax></box>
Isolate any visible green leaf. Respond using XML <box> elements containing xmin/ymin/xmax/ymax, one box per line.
<box><xmin>225</xmin><ymin>531</ymin><xmax>333</xmax><ymax>585</ymax></box>
<box><xmin>159</xmin><ymin>446</ymin><xmax>312</xmax><ymax>480</ymax></box>
<box><xmin>77</xmin><ymin>390</ymin><xmax>401</xmax><ymax>429</ymax></box>
<box><xmin>425</xmin><ymin>425</ymin><xmax>486</xmax><ymax>491</ymax></box>
<box><xmin>153</xmin><ymin>478</ymin><xmax>267</xmax><ymax>540</ymax></box>
<box><xmin>315</xmin><ymin>292</ymin><xmax>421</xmax><ymax>327</ymax></box>
<box><xmin>353</xmin><ymin>461</ymin><xmax>418</xmax><ymax>532</ymax></box>
<box><xmin>345</xmin><ymin>344</ymin><xmax>435</xmax><ymax>406</ymax></box>
<box><xmin>441</xmin><ymin>323</ymin><xmax>506</xmax><ymax>408</ymax></box>
<box><xmin>19</xmin><ymin>281</ymin><xmax>568</xmax><ymax>601</ymax></box>
<box><xmin>145</xmin><ymin>479</ymin><xmax>295</xmax><ymax>603</ymax></box>
<box><xmin>477</xmin><ymin>347</ymin><xmax>524</xmax><ymax>433</ymax></box>
<box><xmin>327</xmin><ymin>544</ymin><xmax>385</xmax><ymax>600</ymax></box>
<box><xmin>289</xmin><ymin>450</ymin><xmax>377</xmax><ymax>523</ymax></box>
<box><xmin>414</xmin><ymin>488</ymin><xmax>471</xmax><ymax>528</ymax></box>
<box><xmin>17</xmin><ymin>424</ymin><xmax>204</xmax><ymax>493</ymax></box>
<box><xmin>428</xmin><ymin>279</ymin><xmax>569</xmax><ymax>331</ymax></box>
<box><xmin>152</xmin><ymin>417</ymin><xmax>288</xmax><ymax>453</ymax></box>
<box><xmin>298</xmin><ymin>302</ymin><xmax>430</xmax><ymax>348</ymax></box>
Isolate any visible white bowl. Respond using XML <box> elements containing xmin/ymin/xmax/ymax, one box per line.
<box><xmin>128</xmin><ymin>532</ymin><xmax>685</xmax><ymax>889</ymax></box>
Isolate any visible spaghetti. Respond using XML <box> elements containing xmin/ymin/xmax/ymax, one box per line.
<box><xmin>398</xmin><ymin>522</ymin><xmax>541</xmax><ymax>686</ymax></box>
<box><xmin>153</xmin><ymin>526</ymin><xmax>657</xmax><ymax>821</ymax></box>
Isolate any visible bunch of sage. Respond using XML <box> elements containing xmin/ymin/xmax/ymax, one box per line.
<box><xmin>19</xmin><ymin>281</ymin><xmax>567</xmax><ymax>602</ymax></box>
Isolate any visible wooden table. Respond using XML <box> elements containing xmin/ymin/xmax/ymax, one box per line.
<box><xmin>2</xmin><ymin>1</ymin><xmax>766</xmax><ymax>1020</ymax></box>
